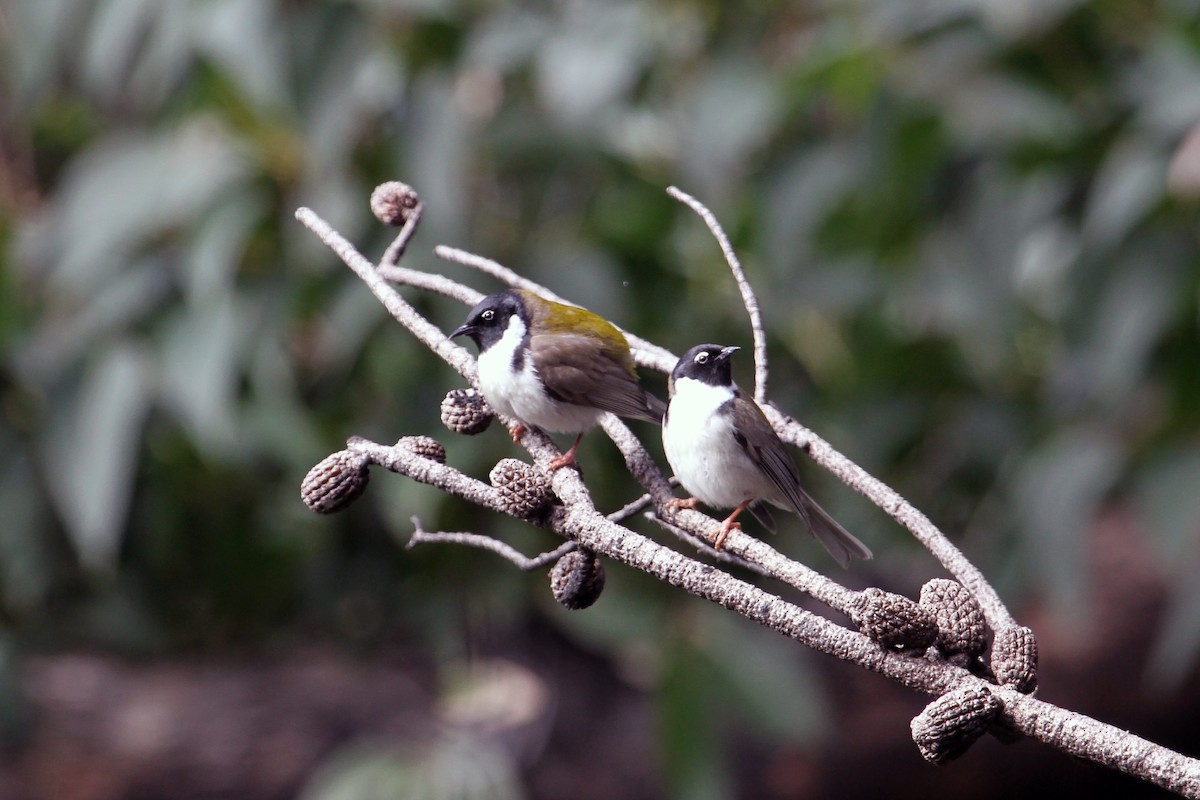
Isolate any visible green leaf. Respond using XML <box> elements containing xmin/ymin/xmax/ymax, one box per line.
<box><xmin>43</xmin><ymin>342</ymin><xmax>152</xmax><ymax>572</ymax></box>
<box><xmin>1011</xmin><ymin>426</ymin><xmax>1123</xmax><ymax>611</ymax></box>
<box><xmin>1136</xmin><ymin>446</ymin><xmax>1200</xmax><ymax>689</ymax></box>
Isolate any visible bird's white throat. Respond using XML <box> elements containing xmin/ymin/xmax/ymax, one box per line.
<box><xmin>667</xmin><ymin>376</ymin><xmax>736</xmax><ymax>425</ymax></box>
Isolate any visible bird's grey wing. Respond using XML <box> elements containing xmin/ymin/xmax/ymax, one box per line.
<box><xmin>731</xmin><ymin>393</ymin><xmax>872</xmax><ymax>566</ymax></box>
<box><xmin>532</xmin><ymin>332</ymin><xmax>665</xmax><ymax>423</ymax></box>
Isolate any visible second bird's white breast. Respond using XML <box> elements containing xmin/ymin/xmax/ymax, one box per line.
<box><xmin>663</xmin><ymin>377</ymin><xmax>766</xmax><ymax>509</ymax></box>
<box><xmin>476</xmin><ymin>315</ymin><xmax>602</xmax><ymax>434</ymax></box>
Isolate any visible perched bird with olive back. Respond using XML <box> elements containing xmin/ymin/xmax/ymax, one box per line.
<box><xmin>450</xmin><ymin>289</ymin><xmax>667</xmax><ymax>470</ymax></box>
<box><xmin>662</xmin><ymin>343</ymin><xmax>872</xmax><ymax>567</ymax></box>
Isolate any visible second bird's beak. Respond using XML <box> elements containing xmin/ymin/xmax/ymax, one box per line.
<box><xmin>448</xmin><ymin>323</ymin><xmax>473</xmax><ymax>340</ymax></box>
<box><xmin>718</xmin><ymin>345</ymin><xmax>740</xmax><ymax>361</ymax></box>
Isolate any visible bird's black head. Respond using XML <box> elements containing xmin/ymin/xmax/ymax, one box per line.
<box><xmin>671</xmin><ymin>343</ymin><xmax>739</xmax><ymax>387</ymax></box>
<box><xmin>449</xmin><ymin>290</ymin><xmax>526</xmax><ymax>352</ymax></box>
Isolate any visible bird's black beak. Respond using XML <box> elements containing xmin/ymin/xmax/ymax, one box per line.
<box><xmin>717</xmin><ymin>345</ymin><xmax>740</xmax><ymax>361</ymax></box>
<box><xmin>449</xmin><ymin>323</ymin><xmax>473</xmax><ymax>341</ymax></box>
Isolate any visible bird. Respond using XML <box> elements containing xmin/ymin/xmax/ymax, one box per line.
<box><xmin>662</xmin><ymin>343</ymin><xmax>872</xmax><ymax>567</ymax></box>
<box><xmin>449</xmin><ymin>288</ymin><xmax>667</xmax><ymax>471</ymax></box>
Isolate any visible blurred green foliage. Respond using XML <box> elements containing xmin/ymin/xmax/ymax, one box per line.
<box><xmin>2</xmin><ymin>0</ymin><xmax>1200</xmax><ymax>795</ymax></box>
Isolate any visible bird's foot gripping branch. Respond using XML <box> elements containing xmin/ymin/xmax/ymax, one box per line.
<box><xmin>297</xmin><ymin>181</ymin><xmax>1200</xmax><ymax>799</ymax></box>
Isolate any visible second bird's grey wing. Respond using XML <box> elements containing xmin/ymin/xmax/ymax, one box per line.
<box><xmin>731</xmin><ymin>395</ymin><xmax>872</xmax><ymax>566</ymax></box>
<box><xmin>532</xmin><ymin>332</ymin><xmax>665</xmax><ymax>423</ymax></box>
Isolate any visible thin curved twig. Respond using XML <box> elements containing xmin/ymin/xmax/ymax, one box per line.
<box><xmin>380</xmin><ymin>200</ymin><xmax>426</xmax><ymax>266</ymax></box>
<box><xmin>408</xmin><ymin>516</ymin><xmax>576</xmax><ymax>570</ymax></box>
<box><xmin>648</xmin><ymin>513</ymin><xmax>773</xmax><ymax>577</ymax></box>
<box><xmin>667</xmin><ymin>185</ymin><xmax>769</xmax><ymax>403</ymax></box>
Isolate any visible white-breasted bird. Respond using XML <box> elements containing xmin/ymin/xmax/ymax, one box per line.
<box><xmin>450</xmin><ymin>289</ymin><xmax>666</xmax><ymax>470</ymax></box>
<box><xmin>662</xmin><ymin>343</ymin><xmax>872</xmax><ymax>567</ymax></box>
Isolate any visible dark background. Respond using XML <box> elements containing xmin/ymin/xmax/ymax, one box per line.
<box><xmin>2</xmin><ymin>1</ymin><xmax>1199</xmax><ymax>798</ymax></box>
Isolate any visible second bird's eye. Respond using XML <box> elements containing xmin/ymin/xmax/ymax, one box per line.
<box><xmin>695</xmin><ymin>352</ymin><xmax>709</xmax><ymax>364</ymax></box>
<box><xmin>481</xmin><ymin>309</ymin><xmax>494</xmax><ymax>322</ymax></box>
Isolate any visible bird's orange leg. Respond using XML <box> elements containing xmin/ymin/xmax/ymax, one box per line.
<box><xmin>547</xmin><ymin>433</ymin><xmax>585</xmax><ymax>472</ymax></box>
<box><xmin>713</xmin><ymin>500</ymin><xmax>753</xmax><ymax>550</ymax></box>
<box><xmin>508</xmin><ymin>423</ymin><xmax>527</xmax><ymax>443</ymax></box>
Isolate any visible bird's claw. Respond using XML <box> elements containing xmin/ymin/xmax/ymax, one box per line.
<box><xmin>665</xmin><ymin>497</ymin><xmax>701</xmax><ymax>512</ymax></box>
<box><xmin>713</xmin><ymin>519</ymin><xmax>742</xmax><ymax>550</ymax></box>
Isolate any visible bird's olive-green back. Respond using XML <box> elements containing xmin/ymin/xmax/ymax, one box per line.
<box><xmin>517</xmin><ymin>290</ymin><xmax>636</xmax><ymax>375</ymax></box>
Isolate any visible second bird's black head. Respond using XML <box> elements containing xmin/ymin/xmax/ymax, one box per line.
<box><xmin>672</xmin><ymin>343</ymin><xmax>739</xmax><ymax>387</ymax></box>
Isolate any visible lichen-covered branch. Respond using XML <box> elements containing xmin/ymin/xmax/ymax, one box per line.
<box><xmin>296</xmin><ymin>184</ymin><xmax>1200</xmax><ymax>799</ymax></box>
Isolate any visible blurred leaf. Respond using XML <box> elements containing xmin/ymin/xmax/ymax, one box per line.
<box><xmin>190</xmin><ymin>0</ymin><xmax>287</xmax><ymax>113</ymax></box>
<box><xmin>1122</xmin><ymin>33</ymin><xmax>1200</xmax><ymax>138</ymax></box>
<box><xmin>1082</xmin><ymin>245</ymin><xmax>1182</xmax><ymax>409</ymax></box>
<box><xmin>933</xmin><ymin>73</ymin><xmax>1079</xmax><ymax>147</ymax></box>
<box><xmin>79</xmin><ymin>0</ymin><xmax>186</xmax><ymax>109</ymax></box>
<box><xmin>464</xmin><ymin>8</ymin><xmax>549</xmax><ymax>72</ymax></box>
<box><xmin>6</xmin><ymin>0</ymin><xmax>79</xmax><ymax>102</ymax></box>
<box><xmin>534</xmin><ymin>2</ymin><xmax>649</xmax><ymax>127</ymax></box>
<box><xmin>677</xmin><ymin>58</ymin><xmax>782</xmax><ymax>200</ymax></box>
<box><xmin>18</xmin><ymin>121</ymin><xmax>250</xmax><ymax>293</ymax></box>
<box><xmin>160</xmin><ymin>294</ymin><xmax>248</xmax><ymax>458</ymax></box>
<box><xmin>695</xmin><ymin>604</ymin><xmax>828</xmax><ymax>743</ymax></box>
<box><xmin>0</xmin><ymin>455</ymin><xmax>55</xmax><ymax>613</ymax></box>
<box><xmin>13</xmin><ymin>257</ymin><xmax>172</xmax><ymax>383</ymax></box>
<box><xmin>1011</xmin><ymin>426</ymin><xmax>1123</xmax><ymax>611</ymax></box>
<box><xmin>1145</xmin><ymin>577</ymin><xmax>1200</xmax><ymax>693</ymax></box>
<box><xmin>302</xmin><ymin>16</ymin><xmax>404</xmax><ymax>172</ymax></box>
<box><xmin>300</xmin><ymin>734</ymin><xmax>525</xmax><ymax>800</ymax></box>
<box><xmin>1136</xmin><ymin>446</ymin><xmax>1200</xmax><ymax>689</ymax></box>
<box><xmin>659</xmin><ymin>634</ymin><xmax>730</xmax><ymax>800</ymax></box>
<box><xmin>181</xmin><ymin>188</ymin><xmax>266</xmax><ymax>303</ymax></box>
<box><xmin>1082</xmin><ymin>135</ymin><xmax>1165</xmax><ymax>252</ymax></box>
<box><xmin>43</xmin><ymin>342</ymin><xmax>153</xmax><ymax>572</ymax></box>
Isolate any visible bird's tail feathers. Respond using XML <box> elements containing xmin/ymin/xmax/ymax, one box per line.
<box><xmin>799</xmin><ymin>496</ymin><xmax>873</xmax><ymax>569</ymax></box>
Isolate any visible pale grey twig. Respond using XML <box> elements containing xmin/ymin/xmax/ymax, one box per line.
<box><xmin>380</xmin><ymin>200</ymin><xmax>426</xmax><ymax>266</ymax></box>
<box><xmin>607</xmin><ymin>491</ymin><xmax>659</xmax><ymax>524</ymax></box>
<box><xmin>606</xmin><ymin>476</ymin><xmax>681</xmax><ymax>523</ymax></box>
<box><xmin>408</xmin><ymin>516</ymin><xmax>576</xmax><ymax>570</ymax></box>
<box><xmin>648</xmin><ymin>512</ymin><xmax>773</xmax><ymax>577</ymax></box>
<box><xmin>377</xmin><ymin>264</ymin><xmax>485</xmax><ymax>306</ymax></box>
<box><xmin>667</xmin><ymin>185</ymin><xmax>769</xmax><ymax>404</ymax></box>
<box><xmin>344</xmin><ymin>436</ymin><xmax>509</xmax><ymax>515</ymax></box>
<box><xmin>295</xmin><ymin>207</ymin><xmax>479</xmax><ymax>384</ymax></box>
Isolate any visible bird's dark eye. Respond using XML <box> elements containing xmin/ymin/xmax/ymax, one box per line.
<box><xmin>481</xmin><ymin>309</ymin><xmax>495</xmax><ymax>322</ymax></box>
<box><xmin>695</xmin><ymin>351</ymin><xmax>709</xmax><ymax>364</ymax></box>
